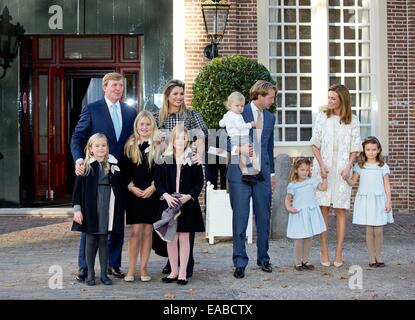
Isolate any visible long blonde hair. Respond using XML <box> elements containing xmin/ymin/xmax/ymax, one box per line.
<box><xmin>84</xmin><ymin>133</ymin><xmax>110</xmax><ymax>175</ymax></box>
<box><xmin>159</xmin><ymin>79</ymin><xmax>186</xmax><ymax>126</ymax></box>
<box><xmin>163</xmin><ymin>125</ymin><xmax>190</xmax><ymax>158</ymax></box>
<box><xmin>325</xmin><ymin>84</ymin><xmax>352</xmax><ymax>125</ymax></box>
<box><xmin>124</xmin><ymin>111</ymin><xmax>158</xmax><ymax>167</ymax></box>
<box><xmin>289</xmin><ymin>157</ymin><xmax>312</xmax><ymax>182</ymax></box>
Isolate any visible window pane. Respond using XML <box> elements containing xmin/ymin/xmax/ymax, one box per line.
<box><xmin>343</xmin><ymin>9</ymin><xmax>355</xmax><ymax>23</ymax></box>
<box><xmin>359</xmin><ymin>43</ymin><xmax>370</xmax><ymax>57</ymax></box>
<box><xmin>329</xmin><ymin>26</ymin><xmax>341</xmax><ymax>39</ymax></box>
<box><xmin>270</xmin><ymin>26</ymin><xmax>281</xmax><ymax>40</ymax></box>
<box><xmin>286</xmin><ymin>77</ymin><xmax>297</xmax><ymax>90</ymax></box>
<box><xmin>360</xmin><ymin>94</ymin><xmax>371</xmax><ymax>108</ymax></box>
<box><xmin>64</xmin><ymin>37</ymin><xmax>112</xmax><ymax>59</ymax></box>
<box><xmin>345</xmin><ymin>59</ymin><xmax>356</xmax><ymax>73</ymax></box>
<box><xmin>344</xmin><ymin>43</ymin><xmax>355</xmax><ymax>56</ymax></box>
<box><xmin>299</xmin><ymin>9</ymin><xmax>311</xmax><ymax>22</ymax></box>
<box><xmin>39</xmin><ymin>38</ymin><xmax>52</xmax><ymax>59</ymax></box>
<box><xmin>285</xmin><ymin>26</ymin><xmax>297</xmax><ymax>39</ymax></box>
<box><xmin>300</xmin><ymin>77</ymin><xmax>311</xmax><ymax>90</ymax></box>
<box><xmin>284</xmin><ymin>9</ymin><xmax>297</xmax><ymax>22</ymax></box>
<box><xmin>285</xmin><ymin>43</ymin><xmax>297</xmax><ymax>56</ymax></box>
<box><xmin>299</xmin><ymin>25</ymin><xmax>311</xmax><ymax>39</ymax></box>
<box><xmin>300</xmin><ymin>94</ymin><xmax>311</xmax><ymax>108</ymax></box>
<box><xmin>329</xmin><ymin>0</ymin><xmax>341</xmax><ymax>6</ymax></box>
<box><xmin>300</xmin><ymin>59</ymin><xmax>311</xmax><ymax>73</ymax></box>
<box><xmin>269</xmin><ymin>8</ymin><xmax>281</xmax><ymax>23</ymax></box>
<box><xmin>300</xmin><ymin>128</ymin><xmax>312</xmax><ymax>141</ymax></box>
<box><xmin>329</xmin><ymin>9</ymin><xmax>341</xmax><ymax>23</ymax></box>
<box><xmin>300</xmin><ymin>111</ymin><xmax>312</xmax><ymax>124</ymax></box>
<box><xmin>286</xmin><ymin>111</ymin><xmax>297</xmax><ymax>124</ymax></box>
<box><xmin>270</xmin><ymin>42</ymin><xmax>282</xmax><ymax>56</ymax></box>
<box><xmin>330</xmin><ymin>76</ymin><xmax>341</xmax><ymax>85</ymax></box>
<box><xmin>345</xmin><ymin>77</ymin><xmax>356</xmax><ymax>90</ymax></box>
<box><xmin>285</xmin><ymin>59</ymin><xmax>297</xmax><ymax>73</ymax></box>
<box><xmin>124</xmin><ymin>37</ymin><xmax>138</xmax><ymax>60</ymax></box>
<box><xmin>300</xmin><ymin>42</ymin><xmax>311</xmax><ymax>55</ymax></box>
<box><xmin>277</xmin><ymin>111</ymin><xmax>282</xmax><ymax>124</ymax></box>
<box><xmin>286</xmin><ymin>93</ymin><xmax>297</xmax><ymax>107</ymax></box>
<box><xmin>39</xmin><ymin>75</ymin><xmax>48</xmax><ymax>154</ymax></box>
<box><xmin>330</xmin><ymin>60</ymin><xmax>341</xmax><ymax>73</ymax></box>
<box><xmin>359</xmin><ymin>110</ymin><xmax>371</xmax><ymax>123</ymax></box>
<box><xmin>330</xmin><ymin>43</ymin><xmax>341</xmax><ymax>56</ymax></box>
<box><xmin>285</xmin><ymin>128</ymin><xmax>297</xmax><ymax>141</ymax></box>
<box><xmin>344</xmin><ymin>26</ymin><xmax>355</xmax><ymax>39</ymax></box>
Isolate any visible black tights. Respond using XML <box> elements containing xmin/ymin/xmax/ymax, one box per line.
<box><xmin>85</xmin><ymin>234</ymin><xmax>108</xmax><ymax>281</ymax></box>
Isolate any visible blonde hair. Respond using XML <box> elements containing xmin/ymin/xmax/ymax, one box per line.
<box><xmin>225</xmin><ymin>91</ymin><xmax>245</xmax><ymax>110</ymax></box>
<box><xmin>84</xmin><ymin>133</ymin><xmax>110</xmax><ymax>175</ymax></box>
<box><xmin>124</xmin><ymin>111</ymin><xmax>158</xmax><ymax>167</ymax></box>
<box><xmin>159</xmin><ymin>79</ymin><xmax>186</xmax><ymax>126</ymax></box>
<box><xmin>289</xmin><ymin>157</ymin><xmax>312</xmax><ymax>182</ymax></box>
<box><xmin>102</xmin><ymin>72</ymin><xmax>124</xmax><ymax>87</ymax></box>
<box><xmin>163</xmin><ymin>125</ymin><xmax>190</xmax><ymax>157</ymax></box>
<box><xmin>250</xmin><ymin>80</ymin><xmax>278</xmax><ymax>100</ymax></box>
<box><xmin>358</xmin><ymin>136</ymin><xmax>385</xmax><ymax>168</ymax></box>
<box><xmin>325</xmin><ymin>84</ymin><xmax>352</xmax><ymax>125</ymax></box>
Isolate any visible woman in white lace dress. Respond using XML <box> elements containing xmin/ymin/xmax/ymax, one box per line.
<box><xmin>310</xmin><ymin>84</ymin><xmax>362</xmax><ymax>267</ymax></box>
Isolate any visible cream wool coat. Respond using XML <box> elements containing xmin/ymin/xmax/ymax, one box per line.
<box><xmin>310</xmin><ymin>112</ymin><xmax>362</xmax><ymax>209</ymax></box>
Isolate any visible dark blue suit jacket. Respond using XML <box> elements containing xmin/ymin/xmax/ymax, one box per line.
<box><xmin>226</xmin><ymin>103</ymin><xmax>275</xmax><ymax>182</ymax></box>
<box><xmin>71</xmin><ymin>98</ymin><xmax>137</xmax><ymax>162</ymax></box>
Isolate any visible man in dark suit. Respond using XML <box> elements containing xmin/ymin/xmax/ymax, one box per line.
<box><xmin>227</xmin><ymin>80</ymin><xmax>277</xmax><ymax>279</ymax></box>
<box><xmin>71</xmin><ymin>72</ymin><xmax>137</xmax><ymax>281</ymax></box>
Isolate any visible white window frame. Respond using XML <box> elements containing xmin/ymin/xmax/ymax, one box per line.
<box><xmin>258</xmin><ymin>0</ymin><xmax>389</xmax><ymax>156</ymax></box>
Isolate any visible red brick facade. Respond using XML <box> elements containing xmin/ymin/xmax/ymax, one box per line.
<box><xmin>185</xmin><ymin>1</ymin><xmax>414</xmax><ymax>211</ymax></box>
<box><xmin>184</xmin><ymin>0</ymin><xmax>257</xmax><ymax>105</ymax></box>
<box><xmin>387</xmin><ymin>0</ymin><xmax>413</xmax><ymax>211</ymax></box>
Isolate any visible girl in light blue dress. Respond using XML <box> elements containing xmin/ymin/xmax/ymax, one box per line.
<box><xmin>285</xmin><ymin>158</ymin><xmax>328</xmax><ymax>271</ymax></box>
<box><xmin>347</xmin><ymin>136</ymin><xmax>393</xmax><ymax>268</ymax></box>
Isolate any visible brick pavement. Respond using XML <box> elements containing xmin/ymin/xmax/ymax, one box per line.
<box><xmin>0</xmin><ymin>213</ymin><xmax>414</xmax><ymax>300</ymax></box>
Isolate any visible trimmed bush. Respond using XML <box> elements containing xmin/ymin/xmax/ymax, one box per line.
<box><xmin>192</xmin><ymin>55</ymin><xmax>276</xmax><ymax>129</ymax></box>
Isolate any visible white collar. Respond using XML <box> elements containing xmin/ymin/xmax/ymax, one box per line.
<box><xmin>105</xmin><ymin>97</ymin><xmax>120</xmax><ymax>109</ymax></box>
<box><xmin>87</xmin><ymin>154</ymin><xmax>118</xmax><ymax>165</ymax></box>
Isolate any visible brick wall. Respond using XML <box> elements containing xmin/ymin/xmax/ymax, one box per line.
<box><xmin>184</xmin><ymin>0</ymin><xmax>257</xmax><ymax>106</ymax></box>
<box><xmin>408</xmin><ymin>1</ymin><xmax>415</xmax><ymax>211</ymax></box>
<box><xmin>387</xmin><ymin>0</ymin><xmax>411</xmax><ymax>212</ymax></box>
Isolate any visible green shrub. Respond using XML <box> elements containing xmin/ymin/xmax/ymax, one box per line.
<box><xmin>192</xmin><ymin>55</ymin><xmax>276</xmax><ymax>129</ymax></box>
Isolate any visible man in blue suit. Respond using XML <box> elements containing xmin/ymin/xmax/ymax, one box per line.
<box><xmin>71</xmin><ymin>72</ymin><xmax>137</xmax><ymax>281</ymax></box>
<box><xmin>227</xmin><ymin>80</ymin><xmax>277</xmax><ymax>279</ymax></box>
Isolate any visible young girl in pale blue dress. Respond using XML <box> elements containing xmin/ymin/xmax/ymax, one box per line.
<box><xmin>285</xmin><ymin>158</ymin><xmax>328</xmax><ymax>271</ymax></box>
<box><xmin>347</xmin><ymin>136</ymin><xmax>393</xmax><ymax>268</ymax></box>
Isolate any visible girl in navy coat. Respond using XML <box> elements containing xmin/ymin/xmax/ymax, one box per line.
<box><xmin>155</xmin><ymin>126</ymin><xmax>205</xmax><ymax>285</ymax></box>
<box><xmin>72</xmin><ymin>133</ymin><xmax>125</xmax><ymax>286</ymax></box>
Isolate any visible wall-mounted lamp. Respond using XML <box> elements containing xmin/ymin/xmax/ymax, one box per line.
<box><xmin>0</xmin><ymin>6</ymin><xmax>25</xmax><ymax>79</ymax></box>
<box><xmin>201</xmin><ymin>0</ymin><xmax>230</xmax><ymax>60</ymax></box>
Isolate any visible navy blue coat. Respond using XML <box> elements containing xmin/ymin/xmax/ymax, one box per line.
<box><xmin>70</xmin><ymin>98</ymin><xmax>137</xmax><ymax>162</ymax></box>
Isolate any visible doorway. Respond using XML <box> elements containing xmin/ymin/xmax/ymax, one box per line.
<box><xmin>20</xmin><ymin>35</ymin><xmax>141</xmax><ymax>206</ymax></box>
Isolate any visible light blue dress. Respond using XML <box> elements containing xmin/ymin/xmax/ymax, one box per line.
<box><xmin>286</xmin><ymin>177</ymin><xmax>327</xmax><ymax>239</ymax></box>
<box><xmin>352</xmin><ymin>163</ymin><xmax>394</xmax><ymax>226</ymax></box>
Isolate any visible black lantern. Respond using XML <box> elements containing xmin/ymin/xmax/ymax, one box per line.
<box><xmin>201</xmin><ymin>0</ymin><xmax>230</xmax><ymax>60</ymax></box>
<box><xmin>0</xmin><ymin>6</ymin><xmax>25</xmax><ymax>79</ymax></box>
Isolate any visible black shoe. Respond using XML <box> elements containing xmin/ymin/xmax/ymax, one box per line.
<box><xmin>86</xmin><ymin>279</ymin><xmax>96</xmax><ymax>286</ymax></box>
<box><xmin>177</xmin><ymin>279</ymin><xmax>188</xmax><ymax>285</ymax></box>
<box><xmin>376</xmin><ymin>262</ymin><xmax>385</xmax><ymax>268</ymax></box>
<box><xmin>162</xmin><ymin>261</ymin><xmax>171</xmax><ymax>275</ymax></box>
<box><xmin>162</xmin><ymin>276</ymin><xmax>178</xmax><ymax>283</ymax></box>
<box><xmin>76</xmin><ymin>268</ymin><xmax>88</xmax><ymax>282</ymax></box>
<box><xmin>294</xmin><ymin>264</ymin><xmax>304</xmax><ymax>271</ymax></box>
<box><xmin>241</xmin><ymin>175</ymin><xmax>257</xmax><ymax>185</ymax></box>
<box><xmin>301</xmin><ymin>262</ymin><xmax>315</xmax><ymax>270</ymax></box>
<box><xmin>100</xmin><ymin>276</ymin><xmax>113</xmax><ymax>285</ymax></box>
<box><xmin>107</xmin><ymin>267</ymin><xmax>125</xmax><ymax>278</ymax></box>
<box><xmin>233</xmin><ymin>267</ymin><xmax>245</xmax><ymax>279</ymax></box>
<box><xmin>259</xmin><ymin>261</ymin><xmax>272</xmax><ymax>273</ymax></box>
